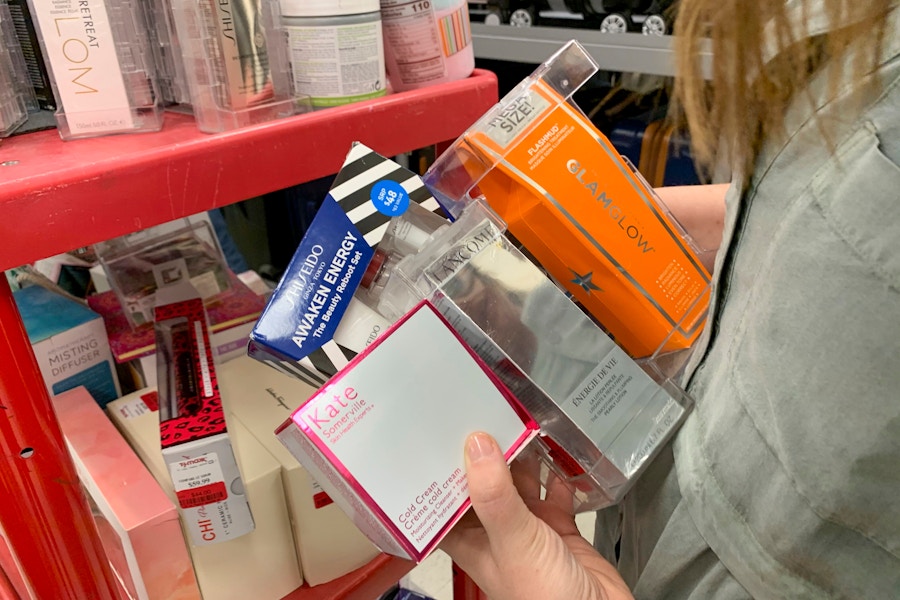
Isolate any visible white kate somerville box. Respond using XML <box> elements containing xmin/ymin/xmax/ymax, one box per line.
<box><xmin>218</xmin><ymin>356</ymin><xmax>381</xmax><ymax>586</ymax></box>
<box><xmin>276</xmin><ymin>301</ymin><xmax>539</xmax><ymax>562</ymax></box>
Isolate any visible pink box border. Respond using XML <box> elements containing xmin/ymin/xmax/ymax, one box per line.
<box><xmin>285</xmin><ymin>300</ymin><xmax>539</xmax><ymax>561</ymax></box>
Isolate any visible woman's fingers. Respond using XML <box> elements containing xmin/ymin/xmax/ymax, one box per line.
<box><xmin>463</xmin><ymin>433</ymin><xmax>545</xmax><ymax>559</ymax></box>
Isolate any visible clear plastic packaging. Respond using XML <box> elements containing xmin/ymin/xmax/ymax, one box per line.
<box><xmin>356</xmin><ymin>201</ymin><xmax>449</xmax><ymax>306</ymax></box>
<box><xmin>0</xmin><ymin>0</ymin><xmax>35</xmax><ymax>137</ymax></box>
<box><xmin>375</xmin><ymin>200</ymin><xmax>700</xmax><ymax>511</ymax></box>
<box><xmin>423</xmin><ymin>40</ymin><xmax>714</xmax><ymax>359</ymax></box>
<box><xmin>380</xmin><ymin>0</ymin><xmax>475</xmax><ymax>92</ymax></box>
<box><xmin>94</xmin><ymin>219</ymin><xmax>233</xmax><ymax>329</ymax></box>
<box><xmin>7</xmin><ymin>0</ymin><xmax>55</xmax><ymax>110</ymax></box>
<box><xmin>25</xmin><ymin>0</ymin><xmax>164</xmax><ymax>139</ymax></box>
<box><xmin>168</xmin><ymin>0</ymin><xmax>306</xmax><ymax>133</ymax></box>
<box><xmin>248</xmin><ymin>143</ymin><xmax>449</xmax><ymax>386</ymax></box>
<box><xmin>142</xmin><ymin>0</ymin><xmax>190</xmax><ymax>107</ymax></box>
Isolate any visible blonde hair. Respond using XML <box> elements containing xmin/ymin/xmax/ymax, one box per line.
<box><xmin>673</xmin><ymin>0</ymin><xmax>894</xmax><ymax>177</ymax></box>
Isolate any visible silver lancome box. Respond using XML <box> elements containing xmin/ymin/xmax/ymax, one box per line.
<box><xmin>377</xmin><ymin>201</ymin><xmax>693</xmax><ymax>511</ymax></box>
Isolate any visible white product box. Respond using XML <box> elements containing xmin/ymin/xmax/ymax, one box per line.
<box><xmin>26</xmin><ymin>0</ymin><xmax>164</xmax><ymax>138</ymax></box>
<box><xmin>14</xmin><ymin>285</ymin><xmax>121</xmax><ymax>408</ymax></box>
<box><xmin>218</xmin><ymin>355</ymin><xmax>381</xmax><ymax>585</ymax></box>
<box><xmin>107</xmin><ymin>389</ymin><xmax>303</xmax><ymax>600</ymax></box>
<box><xmin>277</xmin><ymin>301</ymin><xmax>539</xmax><ymax>562</ymax></box>
<box><xmin>153</xmin><ymin>283</ymin><xmax>253</xmax><ymax>546</ymax></box>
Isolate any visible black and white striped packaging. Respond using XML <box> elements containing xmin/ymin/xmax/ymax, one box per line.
<box><xmin>248</xmin><ymin>143</ymin><xmax>444</xmax><ymax>387</ymax></box>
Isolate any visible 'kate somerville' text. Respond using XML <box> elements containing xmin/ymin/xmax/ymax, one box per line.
<box><xmin>303</xmin><ymin>386</ymin><xmax>373</xmax><ymax>442</ymax></box>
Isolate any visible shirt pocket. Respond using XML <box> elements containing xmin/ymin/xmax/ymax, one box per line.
<box><xmin>729</xmin><ymin>120</ymin><xmax>900</xmax><ymax>557</ymax></box>
<box><xmin>811</xmin><ymin>122</ymin><xmax>900</xmax><ymax>290</ymax></box>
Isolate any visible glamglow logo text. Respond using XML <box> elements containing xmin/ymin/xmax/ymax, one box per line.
<box><xmin>566</xmin><ymin>159</ymin><xmax>655</xmax><ymax>254</ymax></box>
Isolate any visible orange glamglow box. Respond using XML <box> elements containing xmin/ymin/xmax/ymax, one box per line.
<box><xmin>424</xmin><ymin>41</ymin><xmax>712</xmax><ymax>359</ymax></box>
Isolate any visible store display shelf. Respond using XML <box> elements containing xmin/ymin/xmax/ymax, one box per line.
<box><xmin>283</xmin><ymin>554</ymin><xmax>413</xmax><ymax>600</ymax></box>
<box><xmin>0</xmin><ymin>70</ymin><xmax>498</xmax><ymax>600</ymax></box>
<box><xmin>0</xmin><ymin>69</ymin><xmax>498</xmax><ymax>271</ymax></box>
<box><xmin>472</xmin><ymin>23</ymin><xmax>711</xmax><ymax>78</ymax></box>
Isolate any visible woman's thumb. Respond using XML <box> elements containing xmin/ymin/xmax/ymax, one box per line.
<box><xmin>464</xmin><ymin>432</ymin><xmax>540</xmax><ymax>554</ymax></box>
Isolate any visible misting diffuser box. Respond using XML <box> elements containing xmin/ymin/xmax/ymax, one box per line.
<box><xmin>276</xmin><ymin>301</ymin><xmax>538</xmax><ymax>562</ymax></box>
<box><xmin>14</xmin><ymin>285</ymin><xmax>122</xmax><ymax>408</ymax></box>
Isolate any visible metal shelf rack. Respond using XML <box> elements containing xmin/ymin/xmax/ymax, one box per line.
<box><xmin>472</xmin><ymin>23</ymin><xmax>711</xmax><ymax>78</ymax></box>
<box><xmin>0</xmin><ymin>69</ymin><xmax>499</xmax><ymax>600</ymax></box>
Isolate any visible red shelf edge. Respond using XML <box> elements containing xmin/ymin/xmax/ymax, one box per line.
<box><xmin>281</xmin><ymin>554</ymin><xmax>414</xmax><ymax>600</ymax></box>
<box><xmin>0</xmin><ymin>70</ymin><xmax>498</xmax><ymax>271</ymax></box>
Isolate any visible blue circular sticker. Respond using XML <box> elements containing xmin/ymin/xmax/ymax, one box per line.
<box><xmin>370</xmin><ymin>180</ymin><xmax>410</xmax><ymax>217</ymax></box>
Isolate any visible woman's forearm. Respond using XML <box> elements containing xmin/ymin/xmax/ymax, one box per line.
<box><xmin>654</xmin><ymin>184</ymin><xmax>728</xmax><ymax>271</ymax></box>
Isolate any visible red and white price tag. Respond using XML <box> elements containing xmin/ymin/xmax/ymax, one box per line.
<box><xmin>310</xmin><ymin>478</ymin><xmax>333</xmax><ymax>509</ymax></box>
<box><xmin>170</xmin><ymin>452</ymin><xmax>228</xmax><ymax>509</ymax></box>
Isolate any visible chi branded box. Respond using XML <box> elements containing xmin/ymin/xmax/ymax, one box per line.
<box><xmin>107</xmin><ymin>388</ymin><xmax>303</xmax><ymax>600</ymax></box>
<box><xmin>424</xmin><ymin>41</ymin><xmax>711</xmax><ymax>358</ymax></box>
<box><xmin>249</xmin><ymin>142</ymin><xmax>447</xmax><ymax>386</ymax></box>
<box><xmin>52</xmin><ymin>387</ymin><xmax>201</xmax><ymax>600</ymax></box>
<box><xmin>87</xmin><ymin>271</ymin><xmax>266</xmax><ymax>388</ymax></box>
<box><xmin>218</xmin><ymin>355</ymin><xmax>381</xmax><ymax>585</ymax></box>
<box><xmin>276</xmin><ymin>301</ymin><xmax>539</xmax><ymax>562</ymax></box>
<box><xmin>14</xmin><ymin>285</ymin><xmax>122</xmax><ymax>408</ymax></box>
<box><xmin>153</xmin><ymin>282</ymin><xmax>254</xmax><ymax>546</ymax></box>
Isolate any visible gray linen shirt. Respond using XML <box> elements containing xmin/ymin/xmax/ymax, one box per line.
<box><xmin>595</xmin><ymin>9</ymin><xmax>900</xmax><ymax>599</ymax></box>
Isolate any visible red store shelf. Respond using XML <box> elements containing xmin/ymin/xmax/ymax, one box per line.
<box><xmin>282</xmin><ymin>554</ymin><xmax>414</xmax><ymax>600</ymax></box>
<box><xmin>0</xmin><ymin>69</ymin><xmax>498</xmax><ymax>271</ymax></box>
<box><xmin>0</xmin><ymin>72</ymin><xmax>498</xmax><ymax>599</ymax></box>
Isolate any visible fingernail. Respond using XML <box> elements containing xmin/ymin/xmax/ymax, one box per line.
<box><xmin>466</xmin><ymin>432</ymin><xmax>498</xmax><ymax>463</ymax></box>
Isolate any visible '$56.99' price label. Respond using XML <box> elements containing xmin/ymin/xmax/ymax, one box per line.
<box><xmin>170</xmin><ymin>452</ymin><xmax>228</xmax><ymax>509</ymax></box>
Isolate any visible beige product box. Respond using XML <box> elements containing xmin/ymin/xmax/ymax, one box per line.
<box><xmin>218</xmin><ymin>356</ymin><xmax>381</xmax><ymax>585</ymax></box>
<box><xmin>107</xmin><ymin>389</ymin><xmax>303</xmax><ymax>599</ymax></box>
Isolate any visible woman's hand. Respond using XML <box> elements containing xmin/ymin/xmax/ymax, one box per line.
<box><xmin>440</xmin><ymin>432</ymin><xmax>634</xmax><ymax>600</ymax></box>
